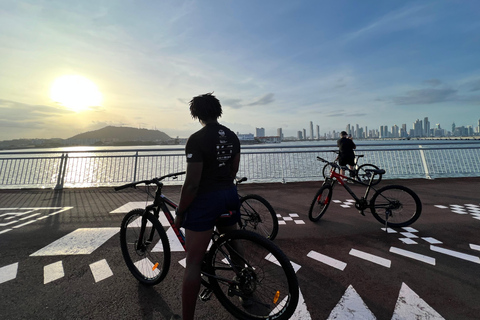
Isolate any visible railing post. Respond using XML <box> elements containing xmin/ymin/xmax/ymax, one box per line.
<box><xmin>419</xmin><ymin>146</ymin><xmax>432</xmax><ymax>180</ymax></box>
<box><xmin>281</xmin><ymin>151</ymin><xmax>286</xmax><ymax>184</ymax></box>
<box><xmin>133</xmin><ymin>151</ymin><xmax>138</xmax><ymax>182</ymax></box>
<box><xmin>54</xmin><ymin>153</ymin><xmax>68</xmax><ymax>189</ymax></box>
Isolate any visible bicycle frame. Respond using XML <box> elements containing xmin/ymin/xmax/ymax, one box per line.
<box><xmin>326</xmin><ymin>166</ymin><xmax>377</xmax><ymax>205</ymax></box>
<box><xmin>142</xmin><ymin>184</ymin><xmax>245</xmax><ymax>288</ymax></box>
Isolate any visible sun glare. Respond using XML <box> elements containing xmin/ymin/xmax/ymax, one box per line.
<box><xmin>50</xmin><ymin>75</ymin><xmax>102</xmax><ymax>112</ymax></box>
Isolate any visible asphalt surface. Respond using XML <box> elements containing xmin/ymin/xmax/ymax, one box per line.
<box><xmin>1</xmin><ymin>177</ymin><xmax>480</xmax><ymax>319</ymax></box>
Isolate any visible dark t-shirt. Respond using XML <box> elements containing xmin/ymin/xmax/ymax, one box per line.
<box><xmin>337</xmin><ymin>137</ymin><xmax>356</xmax><ymax>161</ymax></box>
<box><xmin>185</xmin><ymin>123</ymin><xmax>240</xmax><ymax>194</ymax></box>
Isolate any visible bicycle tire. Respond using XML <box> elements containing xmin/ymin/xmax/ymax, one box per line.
<box><xmin>206</xmin><ymin>230</ymin><xmax>299</xmax><ymax>320</ymax></box>
<box><xmin>356</xmin><ymin>163</ymin><xmax>382</xmax><ymax>185</ymax></box>
<box><xmin>322</xmin><ymin>163</ymin><xmax>338</xmax><ymax>179</ymax></box>
<box><xmin>239</xmin><ymin>194</ymin><xmax>279</xmax><ymax>240</ymax></box>
<box><xmin>370</xmin><ymin>185</ymin><xmax>422</xmax><ymax>228</ymax></box>
<box><xmin>120</xmin><ymin>208</ymin><xmax>171</xmax><ymax>285</ymax></box>
<box><xmin>308</xmin><ymin>184</ymin><xmax>333</xmax><ymax>222</ymax></box>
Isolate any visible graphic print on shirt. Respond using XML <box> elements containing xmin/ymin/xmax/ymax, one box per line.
<box><xmin>216</xmin><ymin>129</ymin><xmax>234</xmax><ymax>167</ymax></box>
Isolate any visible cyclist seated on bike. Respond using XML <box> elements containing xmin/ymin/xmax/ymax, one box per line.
<box><xmin>337</xmin><ymin>131</ymin><xmax>356</xmax><ymax>178</ymax></box>
<box><xmin>174</xmin><ymin>93</ymin><xmax>241</xmax><ymax>320</ymax></box>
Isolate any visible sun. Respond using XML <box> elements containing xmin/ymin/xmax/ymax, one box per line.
<box><xmin>50</xmin><ymin>75</ymin><xmax>102</xmax><ymax>112</ymax></box>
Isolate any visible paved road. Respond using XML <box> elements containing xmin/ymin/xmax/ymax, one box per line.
<box><xmin>1</xmin><ymin>177</ymin><xmax>480</xmax><ymax>319</ymax></box>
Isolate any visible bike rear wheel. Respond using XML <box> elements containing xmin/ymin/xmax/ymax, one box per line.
<box><xmin>206</xmin><ymin>230</ymin><xmax>299</xmax><ymax>320</ymax></box>
<box><xmin>356</xmin><ymin>163</ymin><xmax>382</xmax><ymax>185</ymax></box>
<box><xmin>309</xmin><ymin>184</ymin><xmax>333</xmax><ymax>222</ymax></box>
<box><xmin>239</xmin><ymin>194</ymin><xmax>279</xmax><ymax>240</ymax></box>
<box><xmin>370</xmin><ymin>185</ymin><xmax>422</xmax><ymax>227</ymax></box>
<box><xmin>120</xmin><ymin>208</ymin><xmax>171</xmax><ymax>285</ymax></box>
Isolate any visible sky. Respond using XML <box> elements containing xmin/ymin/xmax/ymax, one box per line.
<box><xmin>1</xmin><ymin>0</ymin><xmax>480</xmax><ymax>140</ymax></box>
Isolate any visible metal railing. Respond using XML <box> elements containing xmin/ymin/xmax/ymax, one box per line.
<box><xmin>1</xmin><ymin>141</ymin><xmax>479</xmax><ymax>189</ymax></box>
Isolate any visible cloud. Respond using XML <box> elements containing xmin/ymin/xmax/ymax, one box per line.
<box><xmin>391</xmin><ymin>88</ymin><xmax>457</xmax><ymax>105</ymax></box>
<box><xmin>463</xmin><ymin>79</ymin><xmax>480</xmax><ymax>92</ymax></box>
<box><xmin>423</xmin><ymin>79</ymin><xmax>442</xmax><ymax>87</ymax></box>
<box><xmin>246</xmin><ymin>93</ymin><xmax>275</xmax><ymax>106</ymax></box>
<box><xmin>0</xmin><ymin>99</ymin><xmax>73</xmax><ymax>121</ymax></box>
<box><xmin>223</xmin><ymin>93</ymin><xmax>275</xmax><ymax>109</ymax></box>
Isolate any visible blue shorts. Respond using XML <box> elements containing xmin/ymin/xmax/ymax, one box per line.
<box><xmin>182</xmin><ymin>185</ymin><xmax>240</xmax><ymax>232</ymax></box>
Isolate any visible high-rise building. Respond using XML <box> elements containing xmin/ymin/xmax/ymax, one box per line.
<box><xmin>424</xmin><ymin>117</ymin><xmax>430</xmax><ymax>137</ymax></box>
<box><xmin>297</xmin><ymin>131</ymin><xmax>303</xmax><ymax>140</ymax></box>
<box><xmin>303</xmin><ymin>129</ymin><xmax>306</xmax><ymax>140</ymax></box>
<box><xmin>255</xmin><ymin>127</ymin><xmax>265</xmax><ymax>137</ymax></box>
<box><xmin>277</xmin><ymin>128</ymin><xmax>283</xmax><ymax>140</ymax></box>
<box><xmin>309</xmin><ymin>121</ymin><xmax>314</xmax><ymax>140</ymax></box>
<box><xmin>413</xmin><ymin>119</ymin><xmax>423</xmax><ymax>137</ymax></box>
<box><xmin>316</xmin><ymin>125</ymin><xmax>320</xmax><ymax>140</ymax></box>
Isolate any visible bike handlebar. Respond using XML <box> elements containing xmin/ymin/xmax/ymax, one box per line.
<box><xmin>114</xmin><ymin>171</ymin><xmax>186</xmax><ymax>191</ymax></box>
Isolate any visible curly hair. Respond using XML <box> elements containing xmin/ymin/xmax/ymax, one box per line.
<box><xmin>189</xmin><ymin>92</ymin><xmax>223</xmax><ymax>121</ymax></box>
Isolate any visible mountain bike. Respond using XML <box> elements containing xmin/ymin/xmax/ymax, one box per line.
<box><xmin>310</xmin><ymin>157</ymin><xmax>422</xmax><ymax>228</ymax></box>
<box><xmin>115</xmin><ymin>172</ymin><xmax>299</xmax><ymax>320</ymax></box>
<box><xmin>236</xmin><ymin>176</ymin><xmax>279</xmax><ymax>240</ymax></box>
<box><xmin>322</xmin><ymin>150</ymin><xmax>382</xmax><ymax>186</ymax></box>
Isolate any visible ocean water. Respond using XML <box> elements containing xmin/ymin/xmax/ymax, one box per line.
<box><xmin>1</xmin><ymin>139</ymin><xmax>480</xmax><ymax>188</ymax></box>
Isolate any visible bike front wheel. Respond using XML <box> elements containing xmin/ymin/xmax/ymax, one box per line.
<box><xmin>356</xmin><ymin>163</ymin><xmax>382</xmax><ymax>185</ymax></box>
<box><xmin>120</xmin><ymin>208</ymin><xmax>171</xmax><ymax>285</ymax></box>
<box><xmin>206</xmin><ymin>230</ymin><xmax>299</xmax><ymax>320</ymax></box>
<box><xmin>308</xmin><ymin>184</ymin><xmax>333</xmax><ymax>222</ymax></box>
<box><xmin>322</xmin><ymin>163</ymin><xmax>338</xmax><ymax>179</ymax></box>
<box><xmin>239</xmin><ymin>194</ymin><xmax>279</xmax><ymax>240</ymax></box>
<box><xmin>370</xmin><ymin>185</ymin><xmax>422</xmax><ymax>228</ymax></box>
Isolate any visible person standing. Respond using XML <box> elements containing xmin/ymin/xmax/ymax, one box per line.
<box><xmin>174</xmin><ymin>93</ymin><xmax>241</xmax><ymax>320</ymax></box>
<box><xmin>337</xmin><ymin>131</ymin><xmax>356</xmax><ymax>177</ymax></box>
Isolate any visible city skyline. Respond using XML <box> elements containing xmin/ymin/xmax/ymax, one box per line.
<box><xmin>255</xmin><ymin>117</ymin><xmax>480</xmax><ymax>140</ymax></box>
<box><xmin>1</xmin><ymin>1</ymin><xmax>479</xmax><ymax>140</ymax></box>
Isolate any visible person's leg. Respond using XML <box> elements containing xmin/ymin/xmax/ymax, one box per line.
<box><xmin>182</xmin><ymin>228</ymin><xmax>213</xmax><ymax>320</ymax></box>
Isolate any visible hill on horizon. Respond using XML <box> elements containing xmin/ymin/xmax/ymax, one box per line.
<box><xmin>69</xmin><ymin>126</ymin><xmax>172</xmax><ymax>141</ymax></box>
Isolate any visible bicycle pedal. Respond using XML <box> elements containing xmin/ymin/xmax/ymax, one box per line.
<box><xmin>199</xmin><ymin>288</ymin><xmax>212</xmax><ymax>302</ymax></box>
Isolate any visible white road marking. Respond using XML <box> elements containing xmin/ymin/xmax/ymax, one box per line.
<box><xmin>290</xmin><ymin>288</ymin><xmax>312</xmax><ymax>320</ymax></box>
<box><xmin>327</xmin><ymin>285</ymin><xmax>376</xmax><ymax>320</ymax></box>
<box><xmin>340</xmin><ymin>204</ymin><xmax>351</xmax><ymax>208</ymax></box>
<box><xmin>278</xmin><ymin>221</ymin><xmax>286</xmax><ymax>225</ymax></box>
<box><xmin>392</xmin><ymin>283</ymin><xmax>445</xmax><ymax>320</ymax></box>
<box><xmin>289</xmin><ymin>213</ymin><xmax>299</xmax><ymax>217</ymax></box>
<box><xmin>0</xmin><ymin>262</ymin><xmax>18</xmax><ymax>284</ymax></box>
<box><xmin>30</xmin><ymin>228</ymin><xmax>119</xmax><ymax>256</ymax></box>
<box><xmin>0</xmin><ymin>229</ymin><xmax>12</xmax><ymax>234</ymax></box>
<box><xmin>402</xmin><ymin>227</ymin><xmax>418</xmax><ymax>232</ymax></box>
<box><xmin>164</xmin><ymin>227</ymin><xmax>185</xmax><ymax>252</ymax></box>
<box><xmin>470</xmin><ymin>244</ymin><xmax>480</xmax><ymax>252</ymax></box>
<box><xmin>399</xmin><ymin>238</ymin><xmax>418</xmax><ymax>245</ymax></box>
<box><xmin>430</xmin><ymin>245</ymin><xmax>480</xmax><ymax>264</ymax></box>
<box><xmin>109</xmin><ymin>201</ymin><xmax>152</xmax><ymax>213</ymax></box>
<box><xmin>400</xmin><ymin>232</ymin><xmax>418</xmax><ymax>238</ymax></box>
<box><xmin>349</xmin><ymin>248</ymin><xmax>391</xmax><ymax>268</ymax></box>
<box><xmin>294</xmin><ymin>220</ymin><xmax>305</xmax><ymax>224</ymax></box>
<box><xmin>422</xmin><ymin>237</ymin><xmax>443</xmax><ymax>244</ymax></box>
<box><xmin>44</xmin><ymin>261</ymin><xmax>64</xmax><ymax>284</ymax></box>
<box><xmin>381</xmin><ymin>228</ymin><xmax>398</xmax><ymax>233</ymax></box>
<box><xmin>90</xmin><ymin>259</ymin><xmax>113</xmax><ymax>283</ymax></box>
<box><xmin>434</xmin><ymin>205</ymin><xmax>448</xmax><ymax>209</ymax></box>
<box><xmin>452</xmin><ymin>210</ymin><xmax>468</xmax><ymax>214</ymax></box>
<box><xmin>307</xmin><ymin>250</ymin><xmax>347</xmax><ymax>271</ymax></box>
<box><xmin>390</xmin><ymin>247</ymin><xmax>436</xmax><ymax>265</ymax></box>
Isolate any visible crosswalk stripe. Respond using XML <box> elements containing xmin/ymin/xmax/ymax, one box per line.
<box><xmin>307</xmin><ymin>250</ymin><xmax>347</xmax><ymax>271</ymax></box>
<box><xmin>44</xmin><ymin>261</ymin><xmax>64</xmax><ymax>284</ymax></box>
<box><xmin>30</xmin><ymin>228</ymin><xmax>119</xmax><ymax>256</ymax></box>
<box><xmin>389</xmin><ymin>247</ymin><xmax>436</xmax><ymax>265</ymax></box>
<box><xmin>0</xmin><ymin>262</ymin><xmax>18</xmax><ymax>284</ymax></box>
<box><xmin>430</xmin><ymin>245</ymin><xmax>480</xmax><ymax>264</ymax></box>
<box><xmin>90</xmin><ymin>259</ymin><xmax>113</xmax><ymax>283</ymax></box>
<box><xmin>349</xmin><ymin>248</ymin><xmax>391</xmax><ymax>268</ymax></box>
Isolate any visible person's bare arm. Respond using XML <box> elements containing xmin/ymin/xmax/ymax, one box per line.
<box><xmin>230</xmin><ymin>153</ymin><xmax>240</xmax><ymax>178</ymax></box>
<box><xmin>174</xmin><ymin>162</ymin><xmax>203</xmax><ymax>228</ymax></box>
